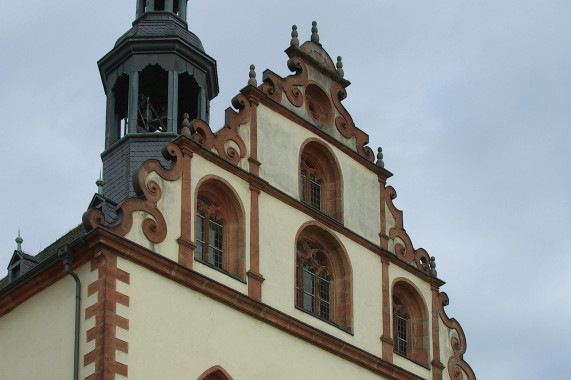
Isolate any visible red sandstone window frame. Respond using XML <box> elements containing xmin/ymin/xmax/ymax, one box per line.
<box><xmin>300</xmin><ymin>159</ymin><xmax>324</xmax><ymax>210</ymax></box>
<box><xmin>194</xmin><ymin>177</ymin><xmax>246</xmax><ymax>279</ymax></box>
<box><xmin>195</xmin><ymin>198</ymin><xmax>225</xmax><ymax>269</ymax></box>
<box><xmin>294</xmin><ymin>224</ymin><xmax>353</xmax><ymax>331</ymax></box>
<box><xmin>298</xmin><ymin>140</ymin><xmax>343</xmax><ymax>222</ymax></box>
<box><xmin>392</xmin><ymin>280</ymin><xmax>429</xmax><ymax>366</ymax></box>
<box><xmin>296</xmin><ymin>242</ymin><xmax>332</xmax><ymax>320</ymax></box>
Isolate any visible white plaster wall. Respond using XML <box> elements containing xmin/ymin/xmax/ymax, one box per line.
<box><xmin>257</xmin><ymin>105</ymin><xmax>301</xmax><ymax>195</ymax></box>
<box><xmin>339</xmin><ymin>152</ymin><xmax>381</xmax><ymax>242</ymax></box>
<box><xmin>0</xmin><ymin>263</ymin><xmax>96</xmax><ymax>380</ymax></box>
<box><xmin>256</xmin><ymin>191</ymin><xmax>300</xmax><ymax>315</ymax></box>
<box><xmin>340</xmin><ymin>236</ymin><xmax>384</xmax><ymax>355</ymax></box>
<box><xmin>393</xmin><ymin>353</ymin><xmax>431</xmax><ymax>379</ymax></box>
<box><xmin>257</xmin><ymin>103</ymin><xmax>380</xmax><ymax>242</ymax></box>
<box><xmin>123</xmin><ymin>259</ymin><xmax>389</xmax><ymax>380</ymax></box>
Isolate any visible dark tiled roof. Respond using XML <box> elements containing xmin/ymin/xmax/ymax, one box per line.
<box><xmin>0</xmin><ymin>224</ymin><xmax>86</xmax><ymax>289</ymax></box>
<box><xmin>115</xmin><ymin>14</ymin><xmax>204</xmax><ymax>52</ymax></box>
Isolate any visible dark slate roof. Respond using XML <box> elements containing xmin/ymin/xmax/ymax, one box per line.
<box><xmin>8</xmin><ymin>251</ymin><xmax>40</xmax><ymax>267</ymax></box>
<box><xmin>115</xmin><ymin>13</ymin><xmax>204</xmax><ymax>52</ymax></box>
<box><xmin>0</xmin><ymin>224</ymin><xmax>86</xmax><ymax>289</ymax></box>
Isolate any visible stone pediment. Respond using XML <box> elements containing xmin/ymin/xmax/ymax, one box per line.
<box><xmin>261</xmin><ymin>23</ymin><xmax>374</xmax><ymax>162</ymax></box>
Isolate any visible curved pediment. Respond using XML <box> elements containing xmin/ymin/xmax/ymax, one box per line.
<box><xmin>261</xmin><ymin>22</ymin><xmax>374</xmax><ymax>162</ymax></box>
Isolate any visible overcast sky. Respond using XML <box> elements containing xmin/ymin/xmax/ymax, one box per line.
<box><xmin>1</xmin><ymin>1</ymin><xmax>570</xmax><ymax>379</ymax></box>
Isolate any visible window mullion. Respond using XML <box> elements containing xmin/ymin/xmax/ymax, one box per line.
<box><xmin>203</xmin><ymin>211</ymin><xmax>210</xmax><ymax>263</ymax></box>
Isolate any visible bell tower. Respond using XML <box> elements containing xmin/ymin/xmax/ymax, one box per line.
<box><xmin>98</xmin><ymin>0</ymin><xmax>218</xmax><ymax>204</ymax></box>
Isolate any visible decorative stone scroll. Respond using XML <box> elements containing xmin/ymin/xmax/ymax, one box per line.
<box><xmin>331</xmin><ymin>83</ymin><xmax>374</xmax><ymax>161</ymax></box>
<box><xmin>385</xmin><ymin>186</ymin><xmax>433</xmax><ymax>275</ymax></box>
<box><xmin>438</xmin><ymin>292</ymin><xmax>476</xmax><ymax>380</ymax></box>
<box><xmin>190</xmin><ymin>94</ymin><xmax>249</xmax><ymax>165</ymax></box>
<box><xmin>262</xmin><ymin>57</ymin><xmax>308</xmax><ymax>107</ymax></box>
<box><xmin>83</xmin><ymin>143</ymin><xmax>184</xmax><ymax>244</ymax></box>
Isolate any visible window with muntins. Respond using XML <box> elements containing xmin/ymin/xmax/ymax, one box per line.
<box><xmin>194</xmin><ymin>178</ymin><xmax>246</xmax><ymax>279</ymax></box>
<box><xmin>299</xmin><ymin>141</ymin><xmax>343</xmax><ymax>221</ymax></box>
<box><xmin>395</xmin><ymin>310</ymin><xmax>408</xmax><ymax>356</ymax></box>
<box><xmin>195</xmin><ymin>198</ymin><xmax>224</xmax><ymax>269</ymax></box>
<box><xmin>392</xmin><ymin>281</ymin><xmax>429</xmax><ymax>365</ymax></box>
<box><xmin>297</xmin><ymin>245</ymin><xmax>332</xmax><ymax>320</ymax></box>
<box><xmin>300</xmin><ymin>161</ymin><xmax>323</xmax><ymax>210</ymax></box>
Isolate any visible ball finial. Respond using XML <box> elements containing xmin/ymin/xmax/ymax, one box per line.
<box><xmin>290</xmin><ymin>25</ymin><xmax>299</xmax><ymax>47</ymax></box>
<box><xmin>336</xmin><ymin>56</ymin><xmax>344</xmax><ymax>77</ymax></box>
<box><xmin>248</xmin><ymin>64</ymin><xmax>257</xmax><ymax>86</ymax></box>
<box><xmin>376</xmin><ymin>147</ymin><xmax>384</xmax><ymax>167</ymax></box>
<box><xmin>311</xmin><ymin>21</ymin><xmax>319</xmax><ymax>43</ymax></box>
<box><xmin>181</xmin><ymin>113</ymin><xmax>192</xmax><ymax>137</ymax></box>
<box><xmin>15</xmin><ymin>229</ymin><xmax>23</xmax><ymax>251</ymax></box>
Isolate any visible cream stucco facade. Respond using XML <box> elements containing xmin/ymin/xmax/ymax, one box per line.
<box><xmin>0</xmin><ymin>2</ymin><xmax>475</xmax><ymax>380</ymax></box>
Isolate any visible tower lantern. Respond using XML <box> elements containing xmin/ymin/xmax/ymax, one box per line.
<box><xmin>97</xmin><ymin>0</ymin><xmax>219</xmax><ymax>204</ymax></box>
<box><xmin>98</xmin><ymin>0</ymin><xmax>219</xmax><ymax>150</ymax></box>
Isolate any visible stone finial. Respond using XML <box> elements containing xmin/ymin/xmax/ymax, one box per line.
<box><xmin>336</xmin><ymin>56</ymin><xmax>344</xmax><ymax>77</ymax></box>
<box><xmin>181</xmin><ymin>113</ymin><xmax>192</xmax><ymax>137</ymax></box>
<box><xmin>248</xmin><ymin>64</ymin><xmax>257</xmax><ymax>87</ymax></box>
<box><xmin>430</xmin><ymin>256</ymin><xmax>437</xmax><ymax>277</ymax></box>
<box><xmin>15</xmin><ymin>229</ymin><xmax>23</xmax><ymax>251</ymax></box>
<box><xmin>311</xmin><ymin>21</ymin><xmax>319</xmax><ymax>43</ymax></box>
<box><xmin>96</xmin><ymin>169</ymin><xmax>105</xmax><ymax>195</ymax></box>
<box><xmin>376</xmin><ymin>147</ymin><xmax>384</xmax><ymax>167</ymax></box>
<box><xmin>290</xmin><ymin>25</ymin><xmax>299</xmax><ymax>47</ymax></box>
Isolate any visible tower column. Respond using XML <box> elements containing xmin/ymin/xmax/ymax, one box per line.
<box><xmin>165</xmin><ymin>0</ymin><xmax>173</xmax><ymax>12</ymax></box>
<box><xmin>128</xmin><ymin>72</ymin><xmax>140</xmax><ymax>134</ymax></box>
<box><xmin>105</xmin><ymin>89</ymin><xmax>119</xmax><ymax>148</ymax></box>
<box><xmin>136</xmin><ymin>0</ymin><xmax>144</xmax><ymax>18</ymax></box>
<box><xmin>198</xmin><ymin>88</ymin><xmax>207</xmax><ymax>122</ymax></box>
<box><xmin>178</xmin><ymin>0</ymin><xmax>187</xmax><ymax>20</ymax></box>
<box><xmin>167</xmin><ymin>71</ymin><xmax>179</xmax><ymax>132</ymax></box>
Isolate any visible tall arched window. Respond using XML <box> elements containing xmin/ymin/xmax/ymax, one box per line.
<box><xmin>392</xmin><ymin>280</ymin><xmax>429</xmax><ymax>365</ymax></box>
<box><xmin>195</xmin><ymin>178</ymin><xmax>245</xmax><ymax>278</ymax></box>
<box><xmin>295</xmin><ymin>224</ymin><xmax>352</xmax><ymax>330</ymax></box>
<box><xmin>300</xmin><ymin>159</ymin><xmax>323</xmax><ymax>210</ymax></box>
<box><xmin>299</xmin><ymin>140</ymin><xmax>343</xmax><ymax>222</ymax></box>
<box><xmin>296</xmin><ymin>243</ymin><xmax>332</xmax><ymax>320</ymax></box>
<box><xmin>196</xmin><ymin>198</ymin><xmax>224</xmax><ymax>269</ymax></box>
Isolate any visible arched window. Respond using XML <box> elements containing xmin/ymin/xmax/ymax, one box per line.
<box><xmin>196</xmin><ymin>198</ymin><xmax>224</xmax><ymax>269</ymax></box>
<box><xmin>299</xmin><ymin>140</ymin><xmax>343</xmax><ymax>222</ymax></box>
<box><xmin>392</xmin><ymin>280</ymin><xmax>429</xmax><ymax>365</ymax></box>
<box><xmin>197</xmin><ymin>365</ymin><xmax>233</xmax><ymax>380</ymax></box>
<box><xmin>300</xmin><ymin>159</ymin><xmax>323</xmax><ymax>210</ymax></box>
<box><xmin>296</xmin><ymin>244</ymin><xmax>332</xmax><ymax>320</ymax></box>
<box><xmin>394</xmin><ymin>308</ymin><xmax>408</xmax><ymax>356</ymax></box>
<box><xmin>195</xmin><ymin>178</ymin><xmax>245</xmax><ymax>278</ymax></box>
<box><xmin>295</xmin><ymin>224</ymin><xmax>352</xmax><ymax>330</ymax></box>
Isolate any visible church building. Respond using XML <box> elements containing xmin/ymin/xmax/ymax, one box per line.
<box><xmin>0</xmin><ymin>1</ymin><xmax>475</xmax><ymax>379</ymax></box>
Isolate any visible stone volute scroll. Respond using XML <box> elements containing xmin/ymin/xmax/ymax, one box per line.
<box><xmin>83</xmin><ymin>143</ymin><xmax>184</xmax><ymax>244</ymax></box>
<box><xmin>385</xmin><ymin>185</ymin><xmax>436</xmax><ymax>276</ymax></box>
<box><xmin>188</xmin><ymin>94</ymin><xmax>250</xmax><ymax>165</ymax></box>
<box><xmin>438</xmin><ymin>292</ymin><xmax>476</xmax><ymax>380</ymax></box>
